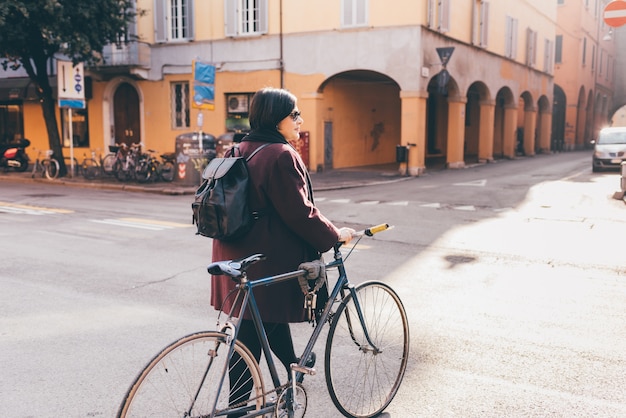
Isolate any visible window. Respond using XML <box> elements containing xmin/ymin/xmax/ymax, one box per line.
<box><xmin>171</xmin><ymin>82</ymin><xmax>190</xmax><ymax>129</ymax></box>
<box><xmin>592</xmin><ymin>44</ymin><xmax>596</xmax><ymax>71</ymax></box>
<box><xmin>505</xmin><ymin>16</ymin><xmax>518</xmax><ymax>59</ymax></box>
<box><xmin>0</xmin><ymin>103</ymin><xmax>24</xmax><ymax>146</ymax></box>
<box><xmin>225</xmin><ymin>0</ymin><xmax>268</xmax><ymax>36</ymax></box>
<box><xmin>526</xmin><ymin>28</ymin><xmax>537</xmax><ymax>66</ymax></box>
<box><xmin>155</xmin><ymin>0</ymin><xmax>194</xmax><ymax>42</ymax></box>
<box><xmin>61</xmin><ymin>107</ymin><xmax>90</xmax><ymax>148</ymax></box>
<box><xmin>582</xmin><ymin>37</ymin><xmax>587</xmax><ymax>66</ymax></box>
<box><xmin>555</xmin><ymin>35</ymin><xmax>563</xmax><ymax>63</ymax></box>
<box><xmin>342</xmin><ymin>0</ymin><xmax>368</xmax><ymax>27</ymax></box>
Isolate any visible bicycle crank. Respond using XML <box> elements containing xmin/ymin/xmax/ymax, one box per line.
<box><xmin>275</xmin><ymin>383</ymin><xmax>307</xmax><ymax>418</ymax></box>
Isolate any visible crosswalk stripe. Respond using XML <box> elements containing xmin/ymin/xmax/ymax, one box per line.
<box><xmin>90</xmin><ymin>218</ymin><xmax>192</xmax><ymax>231</ymax></box>
<box><xmin>0</xmin><ymin>202</ymin><xmax>74</xmax><ymax>215</ymax></box>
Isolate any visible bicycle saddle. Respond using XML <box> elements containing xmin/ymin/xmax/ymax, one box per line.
<box><xmin>207</xmin><ymin>253</ymin><xmax>266</xmax><ymax>278</ymax></box>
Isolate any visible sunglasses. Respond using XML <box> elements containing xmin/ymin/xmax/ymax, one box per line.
<box><xmin>289</xmin><ymin>111</ymin><xmax>302</xmax><ymax>121</ymax></box>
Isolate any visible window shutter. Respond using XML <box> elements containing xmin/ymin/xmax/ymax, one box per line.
<box><xmin>342</xmin><ymin>0</ymin><xmax>354</xmax><ymax>27</ymax></box>
<box><xmin>225</xmin><ymin>0</ymin><xmax>237</xmax><ymax>36</ymax></box>
<box><xmin>154</xmin><ymin>0</ymin><xmax>167</xmax><ymax>42</ymax></box>
<box><xmin>439</xmin><ymin>0</ymin><xmax>450</xmax><ymax>32</ymax></box>
<box><xmin>258</xmin><ymin>0</ymin><xmax>268</xmax><ymax>34</ymax></box>
<box><xmin>186</xmin><ymin>0</ymin><xmax>194</xmax><ymax>40</ymax></box>
<box><xmin>511</xmin><ymin>18</ymin><xmax>518</xmax><ymax>59</ymax></box>
<box><xmin>356</xmin><ymin>0</ymin><xmax>367</xmax><ymax>26</ymax></box>
<box><xmin>480</xmin><ymin>2</ymin><xmax>489</xmax><ymax>47</ymax></box>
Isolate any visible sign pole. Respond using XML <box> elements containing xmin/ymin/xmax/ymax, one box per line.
<box><xmin>68</xmin><ymin>108</ymin><xmax>74</xmax><ymax>177</ymax></box>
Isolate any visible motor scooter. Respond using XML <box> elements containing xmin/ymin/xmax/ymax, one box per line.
<box><xmin>0</xmin><ymin>138</ymin><xmax>31</xmax><ymax>172</ymax></box>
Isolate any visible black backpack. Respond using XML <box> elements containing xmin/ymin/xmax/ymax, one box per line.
<box><xmin>192</xmin><ymin>143</ymin><xmax>270</xmax><ymax>241</ymax></box>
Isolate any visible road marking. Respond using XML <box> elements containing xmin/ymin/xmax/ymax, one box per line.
<box><xmin>453</xmin><ymin>179</ymin><xmax>487</xmax><ymax>187</ymax></box>
<box><xmin>90</xmin><ymin>218</ymin><xmax>192</xmax><ymax>231</ymax></box>
<box><xmin>0</xmin><ymin>202</ymin><xmax>74</xmax><ymax>215</ymax></box>
<box><xmin>454</xmin><ymin>205</ymin><xmax>476</xmax><ymax>211</ymax></box>
<box><xmin>386</xmin><ymin>201</ymin><xmax>409</xmax><ymax>206</ymax></box>
<box><xmin>420</xmin><ymin>203</ymin><xmax>442</xmax><ymax>208</ymax></box>
<box><xmin>359</xmin><ymin>200</ymin><xmax>380</xmax><ymax>205</ymax></box>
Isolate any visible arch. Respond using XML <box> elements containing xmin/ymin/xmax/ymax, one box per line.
<box><xmin>464</xmin><ymin>81</ymin><xmax>491</xmax><ymax>164</ymax></box>
<box><xmin>517</xmin><ymin>91</ymin><xmax>535</xmax><ymax>156</ymax></box>
<box><xmin>317</xmin><ymin>70</ymin><xmax>401</xmax><ymax>169</ymax></box>
<box><xmin>552</xmin><ymin>85</ymin><xmax>567</xmax><ymax>151</ymax></box>
<box><xmin>102</xmin><ymin>77</ymin><xmax>145</xmax><ymax>149</ymax></box>
<box><xmin>536</xmin><ymin>95</ymin><xmax>550</xmax><ymax>153</ymax></box>
<box><xmin>493</xmin><ymin>87</ymin><xmax>515</xmax><ymax>159</ymax></box>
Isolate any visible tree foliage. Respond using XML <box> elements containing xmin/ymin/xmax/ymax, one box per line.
<box><xmin>0</xmin><ymin>0</ymin><xmax>137</xmax><ymax>176</ymax></box>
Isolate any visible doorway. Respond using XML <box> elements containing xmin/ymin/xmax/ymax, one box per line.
<box><xmin>113</xmin><ymin>82</ymin><xmax>140</xmax><ymax>147</ymax></box>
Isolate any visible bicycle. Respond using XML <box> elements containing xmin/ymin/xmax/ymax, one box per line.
<box><xmin>81</xmin><ymin>149</ymin><xmax>103</xmax><ymax>180</ymax></box>
<box><xmin>117</xmin><ymin>223</ymin><xmax>409</xmax><ymax>418</ymax></box>
<box><xmin>31</xmin><ymin>148</ymin><xmax>59</xmax><ymax>180</ymax></box>
<box><xmin>158</xmin><ymin>151</ymin><xmax>175</xmax><ymax>182</ymax></box>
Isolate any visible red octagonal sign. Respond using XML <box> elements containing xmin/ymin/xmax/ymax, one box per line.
<box><xmin>604</xmin><ymin>0</ymin><xmax>626</xmax><ymax>28</ymax></box>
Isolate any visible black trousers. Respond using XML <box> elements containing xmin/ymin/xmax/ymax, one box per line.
<box><xmin>228</xmin><ymin>319</ymin><xmax>297</xmax><ymax>417</ymax></box>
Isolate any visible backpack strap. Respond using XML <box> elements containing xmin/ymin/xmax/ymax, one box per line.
<box><xmin>245</xmin><ymin>142</ymin><xmax>271</xmax><ymax>161</ymax></box>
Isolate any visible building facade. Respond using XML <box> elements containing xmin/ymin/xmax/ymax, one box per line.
<box><xmin>0</xmin><ymin>0</ymin><xmax>615</xmax><ymax>179</ymax></box>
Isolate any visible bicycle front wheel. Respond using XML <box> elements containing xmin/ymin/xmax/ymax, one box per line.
<box><xmin>82</xmin><ymin>158</ymin><xmax>100</xmax><ymax>180</ymax></box>
<box><xmin>42</xmin><ymin>159</ymin><xmax>59</xmax><ymax>180</ymax></box>
<box><xmin>117</xmin><ymin>331</ymin><xmax>266</xmax><ymax>418</ymax></box>
<box><xmin>325</xmin><ymin>281</ymin><xmax>409</xmax><ymax>418</ymax></box>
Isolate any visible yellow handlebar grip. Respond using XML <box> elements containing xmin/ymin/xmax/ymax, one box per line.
<box><xmin>365</xmin><ymin>223</ymin><xmax>389</xmax><ymax>236</ymax></box>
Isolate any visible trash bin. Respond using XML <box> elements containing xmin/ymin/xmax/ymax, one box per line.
<box><xmin>395</xmin><ymin>145</ymin><xmax>408</xmax><ymax>163</ymax></box>
<box><xmin>175</xmin><ymin>132</ymin><xmax>217</xmax><ymax>186</ymax></box>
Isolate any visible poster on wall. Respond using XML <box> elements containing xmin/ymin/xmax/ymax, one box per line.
<box><xmin>192</xmin><ymin>60</ymin><xmax>215</xmax><ymax>110</ymax></box>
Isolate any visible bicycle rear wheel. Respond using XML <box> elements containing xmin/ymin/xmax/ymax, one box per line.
<box><xmin>117</xmin><ymin>331</ymin><xmax>266</xmax><ymax>418</ymax></box>
<box><xmin>42</xmin><ymin>159</ymin><xmax>59</xmax><ymax>180</ymax></box>
<box><xmin>325</xmin><ymin>281</ymin><xmax>409</xmax><ymax>418</ymax></box>
<box><xmin>102</xmin><ymin>154</ymin><xmax>116</xmax><ymax>176</ymax></box>
<box><xmin>159</xmin><ymin>160</ymin><xmax>175</xmax><ymax>182</ymax></box>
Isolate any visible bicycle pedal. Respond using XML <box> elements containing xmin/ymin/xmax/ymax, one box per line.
<box><xmin>290</xmin><ymin>363</ymin><xmax>316</xmax><ymax>376</ymax></box>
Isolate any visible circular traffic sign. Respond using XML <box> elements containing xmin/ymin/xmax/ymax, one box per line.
<box><xmin>604</xmin><ymin>0</ymin><xmax>626</xmax><ymax>28</ymax></box>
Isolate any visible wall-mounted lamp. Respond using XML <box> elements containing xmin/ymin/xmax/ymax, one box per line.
<box><xmin>603</xmin><ymin>28</ymin><xmax>613</xmax><ymax>41</ymax></box>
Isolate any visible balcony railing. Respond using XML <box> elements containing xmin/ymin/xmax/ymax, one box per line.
<box><xmin>99</xmin><ymin>41</ymin><xmax>150</xmax><ymax>68</ymax></box>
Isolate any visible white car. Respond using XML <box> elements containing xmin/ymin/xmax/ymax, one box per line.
<box><xmin>592</xmin><ymin>127</ymin><xmax>626</xmax><ymax>172</ymax></box>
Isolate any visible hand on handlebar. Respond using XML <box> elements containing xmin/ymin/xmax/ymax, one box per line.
<box><xmin>338</xmin><ymin>227</ymin><xmax>357</xmax><ymax>244</ymax></box>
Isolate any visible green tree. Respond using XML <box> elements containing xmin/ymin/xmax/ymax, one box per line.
<box><xmin>0</xmin><ymin>0</ymin><xmax>137</xmax><ymax>176</ymax></box>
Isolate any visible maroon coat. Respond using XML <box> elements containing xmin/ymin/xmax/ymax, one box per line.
<box><xmin>211</xmin><ymin>138</ymin><xmax>340</xmax><ymax>323</ymax></box>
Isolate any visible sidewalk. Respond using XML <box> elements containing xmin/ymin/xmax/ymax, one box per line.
<box><xmin>0</xmin><ymin>164</ymin><xmax>414</xmax><ymax>195</ymax></box>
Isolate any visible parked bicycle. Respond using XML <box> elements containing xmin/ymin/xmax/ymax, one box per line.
<box><xmin>31</xmin><ymin>148</ymin><xmax>59</xmax><ymax>180</ymax></box>
<box><xmin>81</xmin><ymin>149</ymin><xmax>104</xmax><ymax>180</ymax></box>
<box><xmin>158</xmin><ymin>152</ymin><xmax>175</xmax><ymax>182</ymax></box>
<box><xmin>113</xmin><ymin>143</ymin><xmax>142</xmax><ymax>182</ymax></box>
<box><xmin>117</xmin><ymin>223</ymin><xmax>409</xmax><ymax>418</ymax></box>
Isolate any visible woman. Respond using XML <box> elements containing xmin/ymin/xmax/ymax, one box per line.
<box><xmin>210</xmin><ymin>87</ymin><xmax>354</xmax><ymax>412</ymax></box>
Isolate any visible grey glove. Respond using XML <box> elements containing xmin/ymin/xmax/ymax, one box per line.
<box><xmin>298</xmin><ymin>259</ymin><xmax>326</xmax><ymax>281</ymax></box>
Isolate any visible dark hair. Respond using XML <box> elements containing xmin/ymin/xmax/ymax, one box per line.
<box><xmin>248</xmin><ymin>87</ymin><xmax>296</xmax><ymax>130</ymax></box>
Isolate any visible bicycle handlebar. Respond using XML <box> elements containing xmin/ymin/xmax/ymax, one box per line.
<box><xmin>355</xmin><ymin>223</ymin><xmax>392</xmax><ymax>238</ymax></box>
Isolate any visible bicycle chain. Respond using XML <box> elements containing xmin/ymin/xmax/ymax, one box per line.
<box><xmin>210</xmin><ymin>382</ymin><xmax>291</xmax><ymax>416</ymax></box>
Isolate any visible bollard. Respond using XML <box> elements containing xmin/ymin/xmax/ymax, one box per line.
<box><xmin>621</xmin><ymin>161</ymin><xmax>626</xmax><ymax>193</ymax></box>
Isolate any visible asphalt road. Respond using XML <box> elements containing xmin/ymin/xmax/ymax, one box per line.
<box><xmin>1</xmin><ymin>150</ymin><xmax>625</xmax><ymax>417</ymax></box>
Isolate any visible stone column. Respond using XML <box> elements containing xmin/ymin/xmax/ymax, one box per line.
<box><xmin>478</xmin><ymin>99</ymin><xmax>495</xmax><ymax>163</ymax></box>
<box><xmin>539</xmin><ymin>109</ymin><xmax>553</xmax><ymax>153</ymax></box>
<box><xmin>523</xmin><ymin>105</ymin><xmax>537</xmax><ymax>156</ymax></box>
<box><xmin>299</xmin><ymin>91</ymin><xmax>323</xmax><ymax>170</ymax></box>
<box><xmin>447</xmin><ymin>96</ymin><xmax>467</xmax><ymax>169</ymax></box>
<box><xmin>400</xmin><ymin>90</ymin><xmax>428</xmax><ymax>176</ymax></box>
<box><xmin>503</xmin><ymin>104</ymin><xmax>517</xmax><ymax>158</ymax></box>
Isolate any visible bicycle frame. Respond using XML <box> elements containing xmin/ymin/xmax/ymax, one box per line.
<box><xmin>206</xmin><ymin>241</ymin><xmax>381</xmax><ymax>417</ymax></box>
